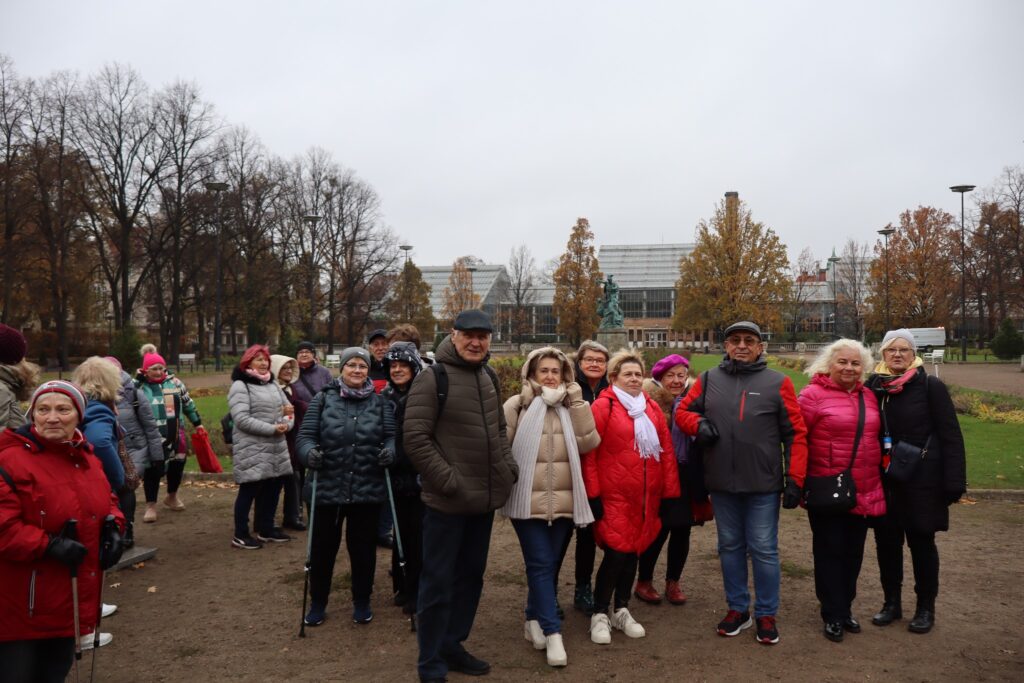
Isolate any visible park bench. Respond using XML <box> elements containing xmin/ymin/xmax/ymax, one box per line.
<box><xmin>178</xmin><ymin>353</ymin><xmax>196</xmax><ymax>372</ymax></box>
<box><xmin>325</xmin><ymin>354</ymin><xmax>341</xmax><ymax>368</ymax></box>
<box><xmin>925</xmin><ymin>349</ymin><xmax>945</xmax><ymax>364</ymax></box>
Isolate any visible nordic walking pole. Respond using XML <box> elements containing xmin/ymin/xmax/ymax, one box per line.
<box><xmin>90</xmin><ymin>515</ymin><xmax>116</xmax><ymax>683</ymax></box>
<box><xmin>67</xmin><ymin>519</ymin><xmax>82</xmax><ymax>683</ymax></box>
<box><xmin>384</xmin><ymin>468</ymin><xmax>415</xmax><ymax>632</ymax></box>
<box><xmin>299</xmin><ymin>469</ymin><xmax>319</xmax><ymax>637</ymax></box>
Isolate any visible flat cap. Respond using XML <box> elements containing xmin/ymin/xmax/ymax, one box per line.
<box><xmin>453</xmin><ymin>309</ymin><xmax>492</xmax><ymax>332</ymax></box>
<box><xmin>723</xmin><ymin>320</ymin><xmax>762</xmax><ymax>340</ymax></box>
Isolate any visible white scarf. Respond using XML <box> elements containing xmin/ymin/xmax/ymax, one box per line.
<box><xmin>611</xmin><ymin>385</ymin><xmax>662</xmax><ymax>461</ymax></box>
<box><xmin>502</xmin><ymin>384</ymin><xmax>594</xmax><ymax>526</ymax></box>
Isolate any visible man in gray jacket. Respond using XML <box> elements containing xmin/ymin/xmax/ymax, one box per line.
<box><xmin>404</xmin><ymin>310</ymin><xmax>518</xmax><ymax>682</ymax></box>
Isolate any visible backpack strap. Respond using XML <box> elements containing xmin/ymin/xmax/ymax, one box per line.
<box><xmin>0</xmin><ymin>464</ymin><xmax>16</xmax><ymax>493</ymax></box>
<box><xmin>431</xmin><ymin>362</ymin><xmax>501</xmax><ymax>420</ymax></box>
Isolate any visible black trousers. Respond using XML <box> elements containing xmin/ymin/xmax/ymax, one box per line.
<box><xmin>233</xmin><ymin>478</ymin><xmax>284</xmax><ymax>538</ymax></box>
<box><xmin>556</xmin><ymin>524</ymin><xmax>597</xmax><ymax>588</ymax></box>
<box><xmin>808</xmin><ymin>511</ymin><xmax>869</xmax><ymax>622</ymax></box>
<box><xmin>280</xmin><ymin>472</ymin><xmax>303</xmax><ymax>525</ymax></box>
<box><xmin>638</xmin><ymin>524</ymin><xmax>692</xmax><ymax>583</ymax></box>
<box><xmin>872</xmin><ymin>513</ymin><xmax>939</xmax><ymax>601</ymax></box>
<box><xmin>142</xmin><ymin>457</ymin><xmax>185</xmax><ymax>502</ymax></box>
<box><xmin>417</xmin><ymin>508</ymin><xmax>494</xmax><ymax>680</ymax></box>
<box><xmin>309</xmin><ymin>502</ymin><xmax>381</xmax><ymax>606</ymax></box>
<box><xmin>593</xmin><ymin>548</ymin><xmax>638</xmax><ymax>613</ymax></box>
<box><xmin>0</xmin><ymin>637</ymin><xmax>75</xmax><ymax>683</ymax></box>
<box><xmin>390</xmin><ymin>493</ymin><xmax>424</xmax><ymax>610</ymax></box>
<box><xmin>118</xmin><ymin>487</ymin><xmax>137</xmax><ymax>542</ymax></box>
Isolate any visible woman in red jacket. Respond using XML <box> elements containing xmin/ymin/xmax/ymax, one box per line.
<box><xmin>583</xmin><ymin>350</ymin><xmax>680</xmax><ymax>645</ymax></box>
<box><xmin>0</xmin><ymin>381</ymin><xmax>125</xmax><ymax>682</ymax></box>
<box><xmin>797</xmin><ymin>340</ymin><xmax>885</xmax><ymax>643</ymax></box>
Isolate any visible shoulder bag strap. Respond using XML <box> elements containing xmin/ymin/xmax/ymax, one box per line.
<box><xmin>848</xmin><ymin>391</ymin><xmax>866</xmax><ymax>470</ymax></box>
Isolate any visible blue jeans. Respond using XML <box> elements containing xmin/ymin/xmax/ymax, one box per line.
<box><xmin>512</xmin><ymin>518</ymin><xmax>573</xmax><ymax>635</ymax></box>
<box><xmin>417</xmin><ymin>508</ymin><xmax>494</xmax><ymax>680</ymax></box>
<box><xmin>710</xmin><ymin>491</ymin><xmax>781</xmax><ymax>618</ymax></box>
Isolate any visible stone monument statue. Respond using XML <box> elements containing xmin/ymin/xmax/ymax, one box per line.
<box><xmin>598</xmin><ymin>275</ymin><xmax>624</xmax><ymax>330</ymax></box>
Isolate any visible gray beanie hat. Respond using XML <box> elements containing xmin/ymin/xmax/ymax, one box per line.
<box><xmin>880</xmin><ymin>328</ymin><xmax>916</xmax><ymax>352</ymax></box>
<box><xmin>339</xmin><ymin>347</ymin><xmax>371</xmax><ymax>367</ymax></box>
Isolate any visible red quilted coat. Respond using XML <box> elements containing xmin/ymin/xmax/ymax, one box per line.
<box><xmin>0</xmin><ymin>426</ymin><xmax>124</xmax><ymax>642</ymax></box>
<box><xmin>583</xmin><ymin>388</ymin><xmax>681</xmax><ymax>554</ymax></box>
<box><xmin>797</xmin><ymin>375</ymin><xmax>886</xmax><ymax>518</ymax></box>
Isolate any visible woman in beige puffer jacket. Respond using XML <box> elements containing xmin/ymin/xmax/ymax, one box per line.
<box><xmin>502</xmin><ymin>346</ymin><xmax>600</xmax><ymax>668</ymax></box>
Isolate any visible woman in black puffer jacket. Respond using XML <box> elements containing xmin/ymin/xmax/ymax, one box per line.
<box><xmin>865</xmin><ymin>329</ymin><xmax>966</xmax><ymax>635</ymax></box>
<box><xmin>381</xmin><ymin>341</ymin><xmax>424</xmax><ymax>616</ymax></box>
<box><xmin>296</xmin><ymin>347</ymin><xmax>396</xmax><ymax>627</ymax></box>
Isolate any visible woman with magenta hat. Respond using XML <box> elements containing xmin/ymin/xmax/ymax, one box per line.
<box><xmin>634</xmin><ymin>353</ymin><xmax>706</xmax><ymax>606</ymax></box>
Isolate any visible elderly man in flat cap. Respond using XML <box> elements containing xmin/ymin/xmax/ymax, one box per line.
<box><xmin>675</xmin><ymin>321</ymin><xmax>807</xmax><ymax>646</ymax></box>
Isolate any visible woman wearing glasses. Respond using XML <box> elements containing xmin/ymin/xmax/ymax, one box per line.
<box><xmin>296</xmin><ymin>347</ymin><xmax>395</xmax><ymax>627</ymax></box>
<box><xmin>865</xmin><ymin>329</ymin><xmax>965</xmax><ymax>635</ymax></box>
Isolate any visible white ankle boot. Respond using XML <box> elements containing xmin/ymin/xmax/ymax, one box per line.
<box><xmin>523</xmin><ymin>619</ymin><xmax>545</xmax><ymax>650</ymax></box>
<box><xmin>590</xmin><ymin>612</ymin><xmax>611</xmax><ymax>644</ymax></box>
<box><xmin>612</xmin><ymin>607</ymin><xmax>646</xmax><ymax>638</ymax></box>
<box><xmin>545</xmin><ymin>633</ymin><xmax>567</xmax><ymax>667</ymax></box>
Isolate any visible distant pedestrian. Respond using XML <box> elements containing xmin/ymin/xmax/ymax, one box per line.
<box><xmin>1</xmin><ymin>324</ymin><xmax>37</xmax><ymax>432</ymax></box>
<box><xmin>367</xmin><ymin>329</ymin><xmax>389</xmax><ymax>393</ymax></box>
<box><xmin>291</xmin><ymin>341</ymin><xmax>333</xmax><ymax>405</ymax></box>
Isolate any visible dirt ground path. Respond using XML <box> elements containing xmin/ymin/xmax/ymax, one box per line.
<box><xmin>96</xmin><ymin>486</ymin><xmax>1022</xmax><ymax>682</ymax></box>
<box><xmin>925</xmin><ymin>362</ymin><xmax>1024</xmax><ymax>397</ymax></box>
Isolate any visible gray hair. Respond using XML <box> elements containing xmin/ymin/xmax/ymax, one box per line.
<box><xmin>576</xmin><ymin>340</ymin><xmax>610</xmax><ymax>361</ymax></box>
<box><xmin>804</xmin><ymin>339</ymin><xmax>874</xmax><ymax>379</ymax></box>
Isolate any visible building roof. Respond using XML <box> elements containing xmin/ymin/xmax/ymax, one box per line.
<box><xmin>596</xmin><ymin>244</ymin><xmax>694</xmax><ymax>289</ymax></box>
<box><xmin>420</xmin><ymin>264</ymin><xmax>509</xmax><ymax>317</ymax></box>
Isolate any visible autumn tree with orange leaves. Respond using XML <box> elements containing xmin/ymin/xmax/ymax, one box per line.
<box><xmin>441</xmin><ymin>256</ymin><xmax>481</xmax><ymax>326</ymax></box>
<box><xmin>552</xmin><ymin>218</ymin><xmax>603</xmax><ymax>347</ymax></box>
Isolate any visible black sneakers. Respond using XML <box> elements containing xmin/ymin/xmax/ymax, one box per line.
<box><xmin>231</xmin><ymin>535</ymin><xmax>262</xmax><ymax>550</ymax></box>
<box><xmin>445</xmin><ymin>651</ymin><xmax>490</xmax><ymax>676</ymax></box>
<box><xmin>256</xmin><ymin>528</ymin><xmax>293</xmax><ymax>543</ymax></box>
<box><xmin>717</xmin><ymin>610</ymin><xmax>753</xmax><ymax>636</ymax></box>
<box><xmin>756</xmin><ymin>615</ymin><xmax>780</xmax><ymax>645</ymax></box>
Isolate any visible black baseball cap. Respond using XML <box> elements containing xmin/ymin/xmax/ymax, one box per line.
<box><xmin>453</xmin><ymin>309</ymin><xmax>492</xmax><ymax>332</ymax></box>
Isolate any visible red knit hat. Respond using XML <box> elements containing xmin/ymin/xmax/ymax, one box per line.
<box><xmin>239</xmin><ymin>344</ymin><xmax>271</xmax><ymax>370</ymax></box>
<box><xmin>0</xmin><ymin>323</ymin><xmax>27</xmax><ymax>365</ymax></box>
<box><xmin>142</xmin><ymin>352</ymin><xmax>167</xmax><ymax>371</ymax></box>
<box><xmin>29</xmin><ymin>380</ymin><xmax>87</xmax><ymax>422</ymax></box>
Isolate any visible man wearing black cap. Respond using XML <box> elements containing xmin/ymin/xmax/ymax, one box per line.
<box><xmin>404</xmin><ymin>309</ymin><xmax>518</xmax><ymax>682</ymax></box>
<box><xmin>366</xmin><ymin>329</ymin><xmax>389</xmax><ymax>393</ymax></box>
<box><xmin>292</xmin><ymin>341</ymin><xmax>334</xmax><ymax>405</ymax></box>
<box><xmin>675</xmin><ymin>321</ymin><xmax>807</xmax><ymax>646</ymax></box>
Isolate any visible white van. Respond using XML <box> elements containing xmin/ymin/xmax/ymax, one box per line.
<box><xmin>906</xmin><ymin>327</ymin><xmax>946</xmax><ymax>352</ymax></box>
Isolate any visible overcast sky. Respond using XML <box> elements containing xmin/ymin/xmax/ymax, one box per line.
<box><xmin>3</xmin><ymin>1</ymin><xmax>1022</xmax><ymax>272</ymax></box>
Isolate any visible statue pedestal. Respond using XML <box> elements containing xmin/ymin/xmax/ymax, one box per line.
<box><xmin>596</xmin><ymin>328</ymin><xmax>628</xmax><ymax>353</ymax></box>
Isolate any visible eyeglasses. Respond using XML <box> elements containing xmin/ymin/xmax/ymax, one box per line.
<box><xmin>343</xmin><ymin>362</ymin><xmax>369</xmax><ymax>370</ymax></box>
<box><xmin>883</xmin><ymin>348</ymin><xmax>914</xmax><ymax>355</ymax></box>
<box><xmin>726</xmin><ymin>336</ymin><xmax>760</xmax><ymax>346</ymax></box>
<box><xmin>580</xmin><ymin>357</ymin><xmax>607</xmax><ymax>366</ymax></box>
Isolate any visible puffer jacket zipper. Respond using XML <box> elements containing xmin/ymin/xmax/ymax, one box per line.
<box><xmin>28</xmin><ymin>569</ymin><xmax>37</xmax><ymax>616</ymax></box>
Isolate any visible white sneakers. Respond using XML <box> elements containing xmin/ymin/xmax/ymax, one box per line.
<box><xmin>80</xmin><ymin>632</ymin><xmax>112</xmax><ymax>649</ymax></box>
<box><xmin>524</xmin><ymin>620</ymin><xmax>545</xmax><ymax>650</ymax></box>
<box><xmin>590</xmin><ymin>613</ymin><xmax>612</xmax><ymax>644</ymax></box>
<box><xmin>612</xmin><ymin>607</ymin><xmax>646</xmax><ymax>638</ymax></box>
<box><xmin>545</xmin><ymin>633</ymin><xmax>567</xmax><ymax>667</ymax></box>
<box><xmin>101</xmin><ymin>603</ymin><xmax>117</xmax><ymax>618</ymax></box>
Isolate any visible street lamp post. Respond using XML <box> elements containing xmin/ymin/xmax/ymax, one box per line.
<box><xmin>466</xmin><ymin>265</ymin><xmax>477</xmax><ymax>311</ymax></box>
<box><xmin>877</xmin><ymin>226</ymin><xmax>896</xmax><ymax>331</ymax></box>
<box><xmin>303</xmin><ymin>215</ymin><xmax>321</xmax><ymax>340</ymax></box>
<box><xmin>205</xmin><ymin>181</ymin><xmax>229</xmax><ymax>371</ymax></box>
<box><xmin>950</xmin><ymin>185</ymin><xmax>975</xmax><ymax>362</ymax></box>
<box><xmin>828</xmin><ymin>248</ymin><xmax>841</xmax><ymax>338</ymax></box>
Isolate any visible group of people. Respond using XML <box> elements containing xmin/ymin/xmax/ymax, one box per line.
<box><xmin>0</xmin><ymin>311</ymin><xmax>968</xmax><ymax>682</ymax></box>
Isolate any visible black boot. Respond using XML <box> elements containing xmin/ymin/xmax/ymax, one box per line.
<box><xmin>872</xmin><ymin>587</ymin><xmax>902</xmax><ymax>626</ymax></box>
<box><xmin>908</xmin><ymin>596</ymin><xmax>935</xmax><ymax>634</ymax></box>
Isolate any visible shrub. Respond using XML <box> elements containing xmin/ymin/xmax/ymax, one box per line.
<box><xmin>990</xmin><ymin>319</ymin><xmax>1024</xmax><ymax>360</ymax></box>
<box><xmin>109</xmin><ymin>326</ymin><xmax>144</xmax><ymax>371</ymax></box>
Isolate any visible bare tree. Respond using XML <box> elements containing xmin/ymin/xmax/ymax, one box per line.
<box><xmin>0</xmin><ymin>54</ymin><xmax>30</xmax><ymax>324</ymax></box>
<box><xmin>835</xmin><ymin>239</ymin><xmax>872</xmax><ymax>339</ymax></box>
<box><xmin>505</xmin><ymin>244</ymin><xmax>536</xmax><ymax>348</ymax></box>
<box><xmin>786</xmin><ymin>247</ymin><xmax>818</xmax><ymax>341</ymax></box>
<box><xmin>75</xmin><ymin>62</ymin><xmax>167</xmax><ymax>329</ymax></box>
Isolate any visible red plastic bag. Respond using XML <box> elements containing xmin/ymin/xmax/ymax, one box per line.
<box><xmin>691</xmin><ymin>498</ymin><xmax>714</xmax><ymax>524</ymax></box>
<box><xmin>191</xmin><ymin>430</ymin><xmax>223</xmax><ymax>473</ymax></box>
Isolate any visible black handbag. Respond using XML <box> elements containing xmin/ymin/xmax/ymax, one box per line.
<box><xmin>803</xmin><ymin>392</ymin><xmax>865</xmax><ymax>513</ymax></box>
<box><xmin>886</xmin><ymin>436</ymin><xmax>930</xmax><ymax>483</ymax></box>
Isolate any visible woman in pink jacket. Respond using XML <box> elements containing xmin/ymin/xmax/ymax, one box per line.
<box><xmin>797</xmin><ymin>339</ymin><xmax>885</xmax><ymax>643</ymax></box>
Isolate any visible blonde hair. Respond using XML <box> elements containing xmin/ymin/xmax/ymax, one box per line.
<box><xmin>72</xmin><ymin>356</ymin><xmax>123</xmax><ymax>403</ymax></box>
<box><xmin>805</xmin><ymin>339</ymin><xmax>874</xmax><ymax>380</ymax></box>
<box><xmin>607</xmin><ymin>349</ymin><xmax>644</xmax><ymax>382</ymax></box>
<box><xmin>9</xmin><ymin>360</ymin><xmax>41</xmax><ymax>401</ymax></box>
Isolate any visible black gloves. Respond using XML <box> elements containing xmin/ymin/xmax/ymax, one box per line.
<box><xmin>100</xmin><ymin>515</ymin><xmax>125</xmax><ymax>571</ymax></box>
<box><xmin>782</xmin><ymin>478</ymin><xmax>802</xmax><ymax>509</ymax></box>
<box><xmin>45</xmin><ymin>535</ymin><xmax>87</xmax><ymax>569</ymax></box>
<box><xmin>588</xmin><ymin>497</ymin><xmax>604</xmax><ymax>521</ymax></box>
<box><xmin>945</xmin><ymin>490</ymin><xmax>964</xmax><ymax>505</ymax></box>
<box><xmin>378</xmin><ymin>448</ymin><xmax>395</xmax><ymax>467</ymax></box>
<box><xmin>696</xmin><ymin>418</ymin><xmax>720</xmax><ymax>447</ymax></box>
<box><xmin>306</xmin><ymin>447</ymin><xmax>324</xmax><ymax>470</ymax></box>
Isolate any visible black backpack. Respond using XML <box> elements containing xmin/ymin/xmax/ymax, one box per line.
<box><xmin>431</xmin><ymin>363</ymin><xmax>501</xmax><ymax>419</ymax></box>
<box><xmin>221</xmin><ymin>383</ymin><xmax>252</xmax><ymax>445</ymax></box>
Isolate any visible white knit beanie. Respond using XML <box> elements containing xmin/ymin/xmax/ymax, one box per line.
<box><xmin>880</xmin><ymin>328</ymin><xmax>916</xmax><ymax>352</ymax></box>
